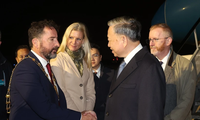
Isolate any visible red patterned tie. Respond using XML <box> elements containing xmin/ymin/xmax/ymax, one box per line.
<box><xmin>46</xmin><ymin>63</ymin><xmax>60</xmax><ymax>105</ymax></box>
<box><xmin>46</xmin><ymin>63</ymin><xmax>54</xmax><ymax>85</ymax></box>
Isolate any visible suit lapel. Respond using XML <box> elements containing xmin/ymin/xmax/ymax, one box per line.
<box><xmin>109</xmin><ymin>46</ymin><xmax>147</xmax><ymax>93</ymax></box>
<box><xmin>164</xmin><ymin>66</ymin><xmax>174</xmax><ymax>83</ymax></box>
<box><xmin>164</xmin><ymin>51</ymin><xmax>176</xmax><ymax>83</ymax></box>
<box><xmin>65</xmin><ymin>52</ymin><xmax>83</xmax><ymax>77</ymax></box>
<box><xmin>100</xmin><ymin>64</ymin><xmax>104</xmax><ymax>78</ymax></box>
<box><xmin>28</xmin><ymin>52</ymin><xmax>41</xmax><ymax>64</ymax></box>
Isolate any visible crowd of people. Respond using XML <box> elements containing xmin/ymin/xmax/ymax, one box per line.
<box><xmin>0</xmin><ymin>16</ymin><xmax>198</xmax><ymax>120</ymax></box>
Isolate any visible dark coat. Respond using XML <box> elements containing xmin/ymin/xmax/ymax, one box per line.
<box><xmin>93</xmin><ymin>64</ymin><xmax>114</xmax><ymax>120</ymax></box>
<box><xmin>104</xmin><ymin>46</ymin><xmax>166</xmax><ymax>120</ymax></box>
<box><xmin>0</xmin><ymin>52</ymin><xmax>13</xmax><ymax>120</ymax></box>
<box><xmin>9</xmin><ymin>52</ymin><xmax>81</xmax><ymax>120</ymax></box>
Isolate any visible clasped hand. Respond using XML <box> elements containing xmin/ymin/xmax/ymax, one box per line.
<box><xmin>81</xmin><ymin>111</ymin><xmax>97</xmax><ymax>120</ymax></box>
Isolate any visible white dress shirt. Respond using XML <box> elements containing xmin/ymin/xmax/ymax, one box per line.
<box><xmin>124</xmin><ymin>43</ymin><xmax>143</xmax><ymax>65</ymax></box>
<box><xmin>31</xmin><ymin>50</ymin><xmax>58</xmax><ymax>93</ymax></box>
<box><xmin>93</xmin><ymin>64</ymin><xmax>101</xmax><ymax>78</ymax></box>
<box><xmin>158</xmin><ymin>50</ymin><xmax>171</xmax><ymax>70</ymax></box>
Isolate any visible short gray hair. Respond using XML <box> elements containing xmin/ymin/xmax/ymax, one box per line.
<box><xmin>108</xmin><ymin>16</ymin><xmax>142</xmax><ymax>41</ymax></box>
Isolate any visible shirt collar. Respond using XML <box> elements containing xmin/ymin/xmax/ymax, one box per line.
<box><xmin>124</xmin><ymin>43</ymin><xmax>143</xmax><ymax>64</ymax></box>
<box><xmin>93</xmin><ymin>64</ymin><xmax>101</xmax><ymax>78</ymax></box>
<box><xmin>31</xmin><ymin>50</ymin><xmax>48</xmax><ymax>67</ymax></box>
<box><xmin>93</xmin><ymin>64</ymin><xmax>101</xmax><ymax>73</ymax></box>
<box><xmin>158</xmin><ymin>50</ymin><xmax>171</xmax><ymax>70</ymax></box>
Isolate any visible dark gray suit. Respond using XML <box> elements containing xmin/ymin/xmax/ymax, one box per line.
<box><xmin>104</xmin><ymin>46</ymin><xmax>166</xmax><ymax>120</ymax></box>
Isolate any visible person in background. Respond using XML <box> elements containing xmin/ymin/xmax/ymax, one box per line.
<box><xmin>15</xmin><ymin>45</ymin><xmax>30</xmax><ymax>64</ymax></box>
<box><xmin>148</xmin><ymin>23</ymin><xmax>196</xmax><ymax>120</ymax></box>
<box><xmin>105</xmin><ymin>16</ymin><xmax>166</xmax><ymax>120</ymax></box>
<box><xmin>90</xmin><ymin>43</ymin><xmax>114</xmax><ymax>120</ymax></box>
<box><xmin>0</xmin><ymin>31</ymin><xmax>13</xmax><ymax>120</ymax></box>
<box><xmin>50</xmin><ymin>22</ymin><xmax>95</xmax><ymax>112</ymax></box>
<box><xmin>9</xmin><ymin>19</ymin><xmax>96</xmax><ymax>120</ymax></box>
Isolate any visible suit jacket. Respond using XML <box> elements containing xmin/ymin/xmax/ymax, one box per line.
<box><xmin>93</xmin><ymin>64</ymin><xmax>114</xmax><ymax>120</ymax></box>
<box><xmin>164</xmin><ymin>50</ymin><xmax>196</xmax><ymax>120</ymax></box>
<box><xmin>0</xmin><ymin>52</ymin><xmax>13</xmax><ymax>120</ymax></box>
<box><xmin>9</xmin><ymin>52</ymin><xmax>81</xmax><ymax>120</ymax></box>
<box><xmin>105</xmin><ymin>46</ymin><xmax>166</xmax><ymax>120</ymax></box>
<box><xmin>50</xmin><ymin>51</ymin><xmax>95</xmax><ymax>112</ymax></box>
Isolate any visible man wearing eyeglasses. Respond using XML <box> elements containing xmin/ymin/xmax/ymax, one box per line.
<box><xmin>148</xmin><ymin>23</ymin><xmax>196</xmax><ymax>120</ymax></box>
<box><xmin>90</xmin><ymin>43</ymin><xmax>114</xmax><ymax>120</ymax></box>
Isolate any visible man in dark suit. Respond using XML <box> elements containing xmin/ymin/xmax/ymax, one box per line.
<box><xmin>90</xmin><ymin>43</ymin><xmax>114</xmax><ymax>120</ymax></box>
<box><xmin>9</xmin><ymin>20</ymin><xmax>96</xmax><ymax>120</ymax></box>
<box><xmin>105</xmin><ymin>16</ymin><xmax>166</xmax><ymax>120</ymax></box>
<box><xmin>0</xmin><ymin>31</ymin><xmax>13</xmax><ymax>120</ymax></box>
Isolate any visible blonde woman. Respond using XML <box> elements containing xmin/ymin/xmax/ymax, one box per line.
<box><xmin>50</xmin><ymin>22</ymin><xmax>95</xmax><ymax>112</ymax></box>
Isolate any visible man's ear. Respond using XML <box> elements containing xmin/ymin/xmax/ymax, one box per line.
<box><xmin>32</xmin><ymin>38</ymin><xmax>39</xmax><ymax>49</ymax></box>
<box><xmin>121</xmin><ymin>35</ymin><xmax>128</xmax><ymax>47</ymax></box>
<box><xmin>15</xmin><ymin>57</ymin><xmax>19</xmax><ymax>64</ymax></box>
<box><xmin>166</xmin><ymin>37</ymin><xmax>172</xmax><ymax>46</ymax></box>
<box><xmin>100</xmin><ymin>55</ymin><xmax>102</xmax><ymax>61</ymax></box>
<box><xmin>0</xmin><ymin>41</ymin><xmax>2</xmax><ymax>45</ymax></box>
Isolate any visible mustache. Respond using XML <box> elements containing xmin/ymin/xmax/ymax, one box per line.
<box><xmin>51</xmin><ymin>46</ymin><xmax>59</xmax><ymax>52</ymax></box>
<box><xmin>150</xmin><ymin>46</ymin><xmax>156</xmax><ymax>49</ymax></box>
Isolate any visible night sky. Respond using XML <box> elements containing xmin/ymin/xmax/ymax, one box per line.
<box><xmin>0</xmin><ymin>0</ymin><xmax>165</xmax><ymax>66</ymax></box>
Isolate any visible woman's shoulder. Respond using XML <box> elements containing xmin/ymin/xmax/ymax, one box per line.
<box><xmin>50</xmin><ymin>51</ymin><xmax>70</xmax><ymax>64</ymax></box>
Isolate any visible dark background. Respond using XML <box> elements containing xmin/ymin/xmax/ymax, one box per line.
<box><xmin>0</xmin><ymin>0</ymin><xmax>165</xmax><ymax>67</ymax></box>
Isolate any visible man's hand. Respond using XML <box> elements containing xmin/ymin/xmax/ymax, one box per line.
<box><xmin>81</xmin><ymin>111</ymin><xmax>97</xmax><ymax>120</ymax></box>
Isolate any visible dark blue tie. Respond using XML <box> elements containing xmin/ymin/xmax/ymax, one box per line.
<box><xmin>160</xmin><ymin>61</ymin><xmax>163</xmax><ymax>65</ymax></box>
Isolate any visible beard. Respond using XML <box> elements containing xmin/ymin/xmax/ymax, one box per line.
<box><xmin>150</xmin><ymin>42</ymin><xmax>165</xmax><ymax>56</ymax></box>
<box><xmin>46</xmin><ymin>47</ymin><xmax>59</xmax><ymax>59</ymax></box>
<box><xmin>40</xmin><ymin>43</ymin><xmax>59</xmax><ymax>60</ymax></box>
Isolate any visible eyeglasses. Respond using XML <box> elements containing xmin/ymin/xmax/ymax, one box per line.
<box><xmin>146</xmin><ymin>37</ymin><xmax>169</xmax><ymax>44</ymax></box>
<box><xmin>92</xmin><ymin>53</ymin><xmax>99</xmax><ymax>58</ymax></box>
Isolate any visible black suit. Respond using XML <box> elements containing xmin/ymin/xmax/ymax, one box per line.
<box><xmin>105</xmin><ymin>46</ymin><xmax>166</xmax><ymax>120</ymax></box>
<box><xmin>0</xmin><ymin>52</ymin><xmax>13</xmax><ymax>120</ymax></box>
<box><xmin>10</xmin><ymin>52</ymin><xmax>81</xmax><ymax>120</ymax></box>
<box><xmin>93</xmin><ymin>64</ymin><xmax>114</xmax><ymax>120</ymax></box>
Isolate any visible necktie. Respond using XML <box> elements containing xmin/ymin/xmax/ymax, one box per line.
<box><xmin>93</xmin><ymin>71</ymin><xmax>98</xmax><ymax>78</ymax></box>
<box><xmin>117</xmin><ymin>60</ymin><xmax>126</xmax><ymax>77</ymax></box>
<box><xmin>46</xmin><ymin>63</ymin><xmax>54</xmax><ymax>85</ymax></box>
<box><xmin>46</xmin><ymin>63</ymin><xmax>60</xmax><ymax>105</ymax></box>
<box><xmin>160</xmin><ymin>61</ymin><xmax>163</xmax><ymax>65</ymax></box>
<box><xmin>94</xmin><ymin>71</ymin><xmax>97</xmax><ymax>75</ymax></box>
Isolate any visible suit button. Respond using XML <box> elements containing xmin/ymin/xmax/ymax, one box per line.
<box><xmin>108</xmin><ymin>94</ymin><xmax>112</xmax><ymax>98</ymax></box>
<box><xmin>106</xmin><ymin>112</ymin><xmax>109</xmax><ymax>116</ymax></box>
<box><xmin>80</xmin><ymin>96</ymin><xmax>83</xmax><ymax>100</ymax></box>
<box><xmin>79</xmin><ymin>84</ymin><xmax>83</xmax><ymax>87</ymax></box>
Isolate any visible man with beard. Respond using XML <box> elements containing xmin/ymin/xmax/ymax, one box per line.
<box><xmin>148</xmin><ymin>23</ymin><xmax>196</xmax><ymax>120</ymax></box>
<box><xmin>9</xmin><ymin>20</ymin><xmax>97</xmax><ymax>120</ymax></box>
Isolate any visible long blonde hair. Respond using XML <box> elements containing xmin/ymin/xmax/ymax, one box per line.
<box><xmin>57</xmin><ymin>22</ymin><xmax>92</xmax><ymax>68</ymax></box>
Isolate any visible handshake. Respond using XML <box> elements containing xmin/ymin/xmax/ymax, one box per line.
<box><xmin>81</xmin><ymin>111</ymin><xmax>97</xmax><ymax>120</ymax></box>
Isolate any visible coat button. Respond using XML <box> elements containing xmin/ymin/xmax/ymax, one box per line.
<box><xmin>80</xmin><ymin>96</ymin><xmax>83</xmax><ymax>100</ymax></box>
<box><xmin>108</xmin><ymin>94</ymin><xmax>112</xmax><ymax>98</ymax></box>
<box><xmin>79</xmin><ymin>84</ymin><xmax>83</xmax><ymax>87</ymax></box>
<box><xmin>106</xmin><ymin>112</ymin><xmax>109</xmax><ymax>116</ymax></box>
